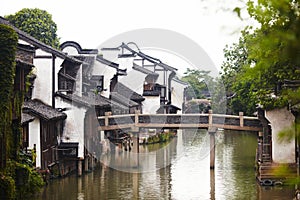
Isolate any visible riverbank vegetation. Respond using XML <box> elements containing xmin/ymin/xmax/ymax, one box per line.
<box><xmin>143</xmin><ymin>131</ymin><xmax>176</xmax><ymax>145</ymax></box>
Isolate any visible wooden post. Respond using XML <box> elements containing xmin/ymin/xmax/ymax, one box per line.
<box><xmin>131</xmin><ymin>110</ymin><xmax>140</xmax><ymax>132</ymax></box>
<box><xmin>209</xmin><ymin>127</ymin><xmax>216</xmax><ymax>169</ymax></box>
<box><xmin>210</xmin><ymin>168</ymin><xmax>215</xmax><ymax>200</ymax></box>
<box><xmin>91</xmin><ymin>152</ymin><xmax>95</xmax><ymax>170</ymax></box>
<box><xmin>135</xmin><ymin>110</ymin><xmax>140</xmax><ymax>126</ymax></box>
<box><xmin>104</xmin><ymin>112</ymin><xmax>111</xmax><ymax>127</ymax></box>
<box><xmin>132</xmin><ymin>132</ymin><xmax>139</xmax><ymax>168</ymax></box>
<box><xmin>84</xmin><ymin>156</ymin><xmax>89</xmax><ymax>172</ymax></box>
<box><xmin>78</xmin><ymin>159</ymin><xmax>83</xmax><ymax>176</ymax></box>
<box><xmin>239</xmin><ymin>112</ymin><xmax>244</xmax><ymax>127</ymax></box>
<box><xmin>208</xmin><ymin>110</ymin><xmax>213</xmax><ymax>128</ymax></box>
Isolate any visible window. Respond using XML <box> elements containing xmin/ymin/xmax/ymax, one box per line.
<box><xmin>90</xmin><ymin>75</ymin><xmax>104</xmax><ymax>93</ymax></box>
<box><xmin>58</xmin><ymin>68</ymin><xmax>76</xmax><ymax>93</ymax></box>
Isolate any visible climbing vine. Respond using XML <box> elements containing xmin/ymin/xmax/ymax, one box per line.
<box><xmin>0</xmin><ymin>24</ymin><xmax>18</xmax><ymax>169</ymax></box>
<box><xmin>0</xmin><ymin>24</ymin><xmax>44</xmax><ymax>199</ymax></box>
<box><xmin>0</xmin><ymin>23</ymin><xmax>18</xmax><ymax>199</ymax></box>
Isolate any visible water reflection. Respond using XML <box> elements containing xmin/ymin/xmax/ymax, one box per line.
<box><xmin>34</xmin><ymin>130</ymin><xmax>295</xmax><ymax>200</ymax></box>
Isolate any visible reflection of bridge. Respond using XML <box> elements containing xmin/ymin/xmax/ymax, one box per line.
<box><xmin>98</xmin><ymin>111</ymin><xmax>262</xmax><ymax>132</ymax></box>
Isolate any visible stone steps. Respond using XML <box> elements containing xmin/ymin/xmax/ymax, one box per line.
<box><xmin>257</xmin><ymin>162</ymin><xmax>297</xmax><ymax>186</ymax></box>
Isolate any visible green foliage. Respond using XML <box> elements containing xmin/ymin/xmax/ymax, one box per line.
<box><xmin>0</xmin><ymin>24</ymin><xmax>44</xmax><ymax>198</ymax></box>
<box><xmin>221</xmin><ymin>0</ymin><xmax>300</xmax><ymax>114</ymax></box>
<box><xmin>6</xmin><ymin>160</ymin><xmax>45</xmax><ymax>199</ymax></box>
<box><xmin>181</xmin><ymin>68</ymin><xmax>212</xmax><ymax>99</ymax></box>
<box><xmin>277</xmin><ymin>122</ymin><xmax>300</xmax><ymax>144</ymax></box>
<box><xmin>0</xmin><ymin>24</ymin><xmax>18</xmax><ymax>169</ymax></box>
<box><xmin>146</xmin><ymin>131</ymin><xmax>175</xmax><ymax>144</ymax></box>
<box><xmin>182</xmin><ymin>68</ymin><xmax>226</xmax><ymax>114</ymax></box>
<box><xmin>0</xmin><ymin>172</ymin><xmax>16</xmax><ymax>199</ymax></box>
<box><xmin>5</xmin><ymin>8</ymin><xmax>60</xmax><ymax>48</ymax></box>
<box><xmin>245</xmin><ymin>0</ymin><xmax>300</xmax><ymax>109</ymax></box>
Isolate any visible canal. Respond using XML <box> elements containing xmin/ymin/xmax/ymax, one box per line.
<box><xmin>33</xmin><ymin>130</ymin><xmax>295</xmax><ymax>199</ymax></box>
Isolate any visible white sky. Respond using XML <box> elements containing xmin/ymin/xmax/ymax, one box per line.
<box><xmin>0</xmin><ymin>0</ymin><xmax>253</xmax><ymax>73</ymax></box>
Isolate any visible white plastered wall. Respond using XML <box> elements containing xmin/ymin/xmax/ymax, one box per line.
<box><xmin>56</xmin><ymin>97</ymin><xmax>87</xmax><ymax>158</ymax></box>
<box><xmin>92</xmin><ymin>61</ymin><xmax>116</xmax><ymax>98</ymax></box>
<box><xmin>265</xmin><ymin>108</ymin><xmax>295</xmax><ymax>163</ymax></box>
<box><xmin>143</xmin><ymin>96</ymin><xmax>160</xmax><ymax>114</ymax></box>
<box><xmin>28</xmin><ymin>118</ymin><xmax>41</xmax><ymax>168</ymax></box>
<box><xmin>33</xmin><ymin>49</ymin><xmax>64</xmax><ymax>105</ymax></box>
<box><xmin>62</xmin><ymin>46</ymin><xmax>79</xmax><ymax>55</ymax></box>
<box><xmin>171</xmin><ymin>80</ymin><xmax>187</xmax><ymax>114</ymax></box>
<box><xmin>119</xmin><ymin>69</ymin><xmax>147</xmax><ymax>96</ymax></box>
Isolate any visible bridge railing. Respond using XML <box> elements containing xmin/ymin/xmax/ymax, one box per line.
<box><xmin>98</xmin><ymin>111</ymin><xmax>262</xmax><ymax>131</ymax></box>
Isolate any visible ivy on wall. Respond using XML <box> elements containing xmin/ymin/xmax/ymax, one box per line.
<box><xmin>0</xmin><ymin>24</ymin><xmax>18</xmax><ymax>170</ymax></box>
<box><xmin>0</xmin><ymin>24</ymin><xmax>44</xmax><ymax>199</ymax></box>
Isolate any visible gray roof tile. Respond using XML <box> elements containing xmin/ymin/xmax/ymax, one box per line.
<box><xmin>23</xmin><ymin>99</ymin><xmax>66</xmax><ymax>121</ymax></box>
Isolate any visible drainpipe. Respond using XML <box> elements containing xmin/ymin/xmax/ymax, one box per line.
<box><xmin>52</xmin><ymin>54</ymin><xmax>56</xmax><ymax>108</ymax></box>
<box><xmin>168</xmin><ymin>71</ymin><xmax>176</xmax><ymax>104</ymax></box>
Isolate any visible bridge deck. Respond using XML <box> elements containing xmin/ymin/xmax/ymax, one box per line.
<box><xmin>98</xmin><ymin>111</ymin><xmax>262</xmax><ymax>132</ymax></box>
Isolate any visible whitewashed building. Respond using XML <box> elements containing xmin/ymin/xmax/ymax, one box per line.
<box><xmin>102</xmin><ymin>42</ymin><xmax>187</xmax><ymax>114</ymax></box>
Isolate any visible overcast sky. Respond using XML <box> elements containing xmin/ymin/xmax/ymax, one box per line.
<box><xmin>0</xmin><ymin>0</ymin><xmax>253</xmax><ymax>73</ymax></box>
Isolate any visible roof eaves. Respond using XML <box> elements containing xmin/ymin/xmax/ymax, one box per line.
<box><xmin>23</xmin><ymin>99</ymin><xmax>67</xmax><ymax>121</ymax></box>
<box><xmin>96</xmin><ymin>55</ymin><xmax>119</xmax><ymax>69</ymax></box>
<box><xmin>132</xmin><ymin>63</ymin><xmax>159</xmax><ymax>76</ymax></box>
<box><xmin>110</xmin><ymin>92</ymin><xmax>139</xmax><ymax>107</ymax></box>
<box><xmin>21</xmin><ymin>113</ymin><xmax>35</xmax><ymax>125</ymax></box>
<box><xmin>121</xmin><ymin>43</ymin><xmax>177</xmax><ymax>71</ymax></box>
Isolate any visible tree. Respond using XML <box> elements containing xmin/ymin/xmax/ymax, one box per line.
<box><xmin>244</xmin><ymin>0</ymin><xmax>300</xmax><ymax>109</ymax></box>
<box><xmin>221</xmin><ymin>32</ymin><xmax>257</xmax><ymax>115</ymax></box>
<box><xmin>221</xmin><ymin>0</ymin><xmax>300</xmax><ymax>114</ymax></box>
<box><xmin>181</xmin><ymin>68</ymin><xmax>212</xmax><ymax>100</ymax></box>
<box><xmin>181</xmin><ymin>69</ymin><xmax>226</xmax><ymax>114</ymax></box>
<box><xmin>5</xmin><ymin>8</ymin><xmax>60</xmax><ymax>48</ymax></box>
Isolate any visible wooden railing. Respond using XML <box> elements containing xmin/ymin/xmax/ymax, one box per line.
<box><xmin>98</xmin><ymin>110</ymin><xmax>262</xmax><ymax>132</ymax></box>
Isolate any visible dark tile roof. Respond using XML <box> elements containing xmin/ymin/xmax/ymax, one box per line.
<box><xmin>17</xmin><ymin>43</ymin><xmax>35</xmax><ymax>52</ymax></box>
<box><xmin>16</xmin><ymin>59</ymin><xmax>35</xmax><ymax>69</ymax></box>
<box><xmin>55</xmin><ymin>92</ymin><xmax>111</xmax><ymax>108</ymax></box>
<box><xmin>23</xmin><ymin>99</ymin><xmax>66</xmax><ymax>121</ymax></box>
<box><xmin>0</xmin><ymin>17</ymin><xmax>82</xmax><ymax>64</ymax></box>
<box><xmin>156</xmin><ymin>104</ymin><xmax>181</xmax><ymax>114</ymax></box>
<box><xmin>132</xmin><ymin>63</ymin><xmax>159</xmax><ymax>77</ymax></box>
<box><xmin>120</xmin><ymin>42</ymin><xmax>177</xmax><ymax>71</ymax></box>
<box><xmin>21</xmin><ymin>113</ymin><xmax>35</xmax><ymax>125</ymax></box>
<box><xmin>112</xmin><ymin>82</ymin><xmax>145</xmax><ymax>102</ymax></box>
<box><xmin>56</xmin><ymin>92</ymin><xmax>130</xmax><ymax>113</ymax></box>
<box><xmin>96</xmin><ymin>55</ymin><xmax>119</xmax><ymax>69</ymax></box>
<box><xmin>110</xmin><ymin>99</ymin><xmax>130</xmax><ymax>111</ymax></box>
<box><xmin>74</xmin><ymin>55</ymin><xmax>95</xmax><ymax>66</ymax></box>
<box><xmin>110</xmin><ymin>92</ymin><xmax>139</xmax><ymax>107</ymax></box>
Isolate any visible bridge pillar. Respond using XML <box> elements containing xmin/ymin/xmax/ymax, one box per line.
<box><xmin>78</xmin><ymin>159</ymin><xmax>83</xmax><ymax>176</ymax></box>
<box><xmin>84</xmin><ymin>156</ymin><xmax>88</xmax><ymax>172</ymax></box>
<box><xmin>132</xmin><ymin>132</ymin><xmax>140</xmax><ymax>153</ymax></box>
<box><xmin>209</xmin><ymin>127</ymin><xmax>216</xmax><ymax>169</ymax></box>
<box><xmin>132</xmin><ymin>132</ymin><xmax>140</xmax><ymax>168</ymax></box>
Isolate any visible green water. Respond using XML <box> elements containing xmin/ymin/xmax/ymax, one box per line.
<box><xmin>33</xmin><ymin>130</ymin><xmax>295</xmax><ymax>200</ymax></box>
